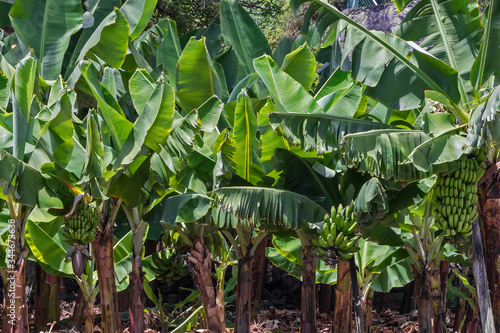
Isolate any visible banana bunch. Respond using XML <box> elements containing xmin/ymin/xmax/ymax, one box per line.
<box><xmin>434</xmin><ymin>151</ymin><xmax>485</xmax><ymax>238</ymax></box>
<box><xmin>162</xmin><ymin>229</ymin><xmax>185</xmax><ymax>248</ymax></box>
<box><xmin>150</xmin><ymin>249</ymin><xmax>188</xmax><ymax>281</ymax></box>
<box><xmin>63</xmin><ymin>199</ymin><xmax>99</xmax><ymax>245</ymax></box>
<box><xmin>311</xmin><ymin>204</ymin><xmax>361</xmax><ymax>262</ymax></box>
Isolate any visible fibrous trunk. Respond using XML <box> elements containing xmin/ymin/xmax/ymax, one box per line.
<box><xmin>361</xmin><ymin>289</ymin><xmax>374</xmax><ymax>333</ymax></box>
<box><xmin>412</xmin><ymin>264</ymin><xmax>444</xmax><ymax>333</ymax></box>
<box><xmin>477</xmin><ymin>167</ymin><xmax>500</xmax><ymax>332</ymax></box>
<box><xmin>3</xmin><ymin>206</ymin><xmax>30</xmax><ymax>333</ymax></box>
<box><xmin>129</xmin><ymin>254</ymin><xmax>145</xmax><ymax>333</ymax></box>
<box><xmin>235</xmin><ymin>256</ymin><xmax>254</xmax><ymax>333</ymax></box>
<box><xmin>84</xmin><ymin>297</ymin><xmax>94</xmax><ymax>333</ymax></box>
<box><xmin>187</xmin><ymin>239</ymin><xmax>225</xmax><ymax>333</ymax></box>
<box><xmin>318</xmin><ymin>284</ymin><xmax>331</xmax><ymax>314</ymax></box>
<box><xmin>72</xmin><ymin>290</ymin><xmax>85</xmax><ymax>330</ymax></box>
<box><xmin>92</xmin><ymin>199</ymin><xmax>121</xmax><ymax>333</ymax></box>
<box><xmin>300</xmin><ymin>243</ymin><xmax>317</xmax><ymax>333</ymax></box>
<box><xmin>34</xmin><ymin>265</ymin><xmax>59</xmax><ymax>332</ymax></box>
<box><xmin>251</xmin><ymin>238</ymin><xmax>268</xmax><ymax>320</ymax></box>
<box><xmin>333</xmin><ymin>260</ymin><xmax>352</xmax><ymax>333</ymax></box>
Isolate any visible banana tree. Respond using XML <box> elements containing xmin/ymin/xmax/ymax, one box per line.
<box><xmin>263</xmin><ymin>0</ymin><xmax>500</xmax><ymax>330</ymax></box>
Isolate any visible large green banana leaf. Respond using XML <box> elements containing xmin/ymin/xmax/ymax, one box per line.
<box><xmin>79</xmin><ymin>60</ymin><xmax>133</xmax><ymax>150</ymax></box>
<box><xmin>273</xmin><ymin>149</ymin><xmax>343</xmax><ymax>210</ymax></box>
<box><xmin>213</xmin><ymin>187</ymin><xmax>328</xmax><ymax>231</ymax></box>
<box><xmin>9</xmin><ymin>0</ymin><xmax>82</xmax><ymax>81</ymax></box>
<box><xmin>175</xmin><ymin>38</ymin><xmax>224</xmax><ymax>112</ymax></box>
<box><xmin>231</xmin><ymin>90</ymin><xmax>264</xmax><ymax>184</ymax></box>
<box><xmin>393</xmin><ymin>0</ymin><xmax>482</xmax><ymax>105</ymax></box>
<box><xmin>342</xmin><ymin>129</ymin><xmax>432</xmax><ymax>182</ymax></box>
<box><xmin>269</xmin><ymin>112</ymin><xmax>391</xmax><ymax>154</ymax></box>
<box><xmin>471</xmin><ymin>0</ymin><xmax>500</xmax><ymax>90</ymax></box>
<box><xmin>467</xmin><ymin>85</ymin><xmax>500</xmax><ymax>147</ymax></box>
<box><xmin>290</xmin><ymin>0</ymin><xmax>466</xmax><ymax>121</ymax></box>
<box><xmin>267</xmin><ymin>236</ymin><xmax>337</xmax><ymax>284</ymax></box>
<box><xmin>281</xmin><ymin>44</ymin><xmax>316</xmax><ymax>91</ymax></box>
<box><xmin>254</xmin><ymin>55</ymin><xmax>323</xmax><ymax>114</ymax></box>
<box><xmin>120</xmin><ymin>0</ymin><xmax>157</xmax><ymax>41</ymax></box>
<box><xmin>220</xmin><ymin>0</ymin><xmax>270</xmax><ymax>82</ymax></box>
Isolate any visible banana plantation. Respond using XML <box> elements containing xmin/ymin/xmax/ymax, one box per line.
<box><xmin>0</xmin><ymin>0</ymin><xmax>499</xmax><ymax>332</ymax></box>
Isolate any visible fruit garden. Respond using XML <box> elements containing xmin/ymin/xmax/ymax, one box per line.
<box><xmin>0</xmin><ymin>0</ymin><xmax>499</xmax><ymax>332</ymax></box>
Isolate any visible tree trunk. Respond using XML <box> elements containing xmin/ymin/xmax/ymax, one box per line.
<box><xmin>361</xmin><ymin>289</ymin><xmax>374</xmax><ymax>333</ymax></box>
<box><xmin>412</xmin><ymin>264</ymin><xmax>444</xmax><ymax>333</ymax></box>
<box><xmin>251</xmin><ymin>237</ymin><xmax>268</xmax><ymax>320</ymax></box>
<box><xmin>84</xmin><ymin>297</ymin><xmax>94</xmax><ymax>333</ymax></box>
<box><xmin>72</xmin><ymin>289</ymin><xmax>85</xmax><ymax>330</ymax></box>
<box><xmin>300</xmin><ymin>243</ymin><xmax>317</xmax><ymax>333</ymax></box>
<box><xmin>350</xmin><ymin>257</ymin><xmax>365</xmax><ymax>333</ymax></box>
<box><xmin>92</xmin><ymin>217</ymin><xmax>121</xmax><ymax>333</ymax></box>
<box><xmin>477</xmin><ymin>165</ymin><xmax>500</xmax><ymax>332</ymax></box>
<box><xmin>3</xmin><ymin>247</ymin><xmax>29</xmax><ymax>333</ymax></box>
<box><xmin>3</xmin><ymin>207</ymin><xmax>31</xmax><ymax>333</ymax></box>
<box><xmin>333</xmin><ymin>260</ymin><xmax>351</xmax><ymax>333</ymax></box>
<box><xmin>129</xmin><ymin>254</ymin><xmax>145</xmax><ymax>333</ymax></box>
<box><xmin>186</xmin><ymin>239</ymin><xmax>225</xmax><ymax>333</ymax></box>
<box><xmin>318</xmin><ymin>284</ymin><xmax>332</xmax><ymax>314</ymax></box>
<box><xmin>235</xmin><ymin>255</ymin><xmax>254</xmax><ymax>333</ymax></box>
<box><xmin>439</xmin><ymin>261</ymin><xmax>449</xmax><ymax>322</ymax></box>
<box><xmin>35</xmin><ymin>265</ymin><xmax>59</xmax><ymax>332</ymax></box>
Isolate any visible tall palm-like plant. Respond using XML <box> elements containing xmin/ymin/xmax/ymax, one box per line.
<box><xmin>267</xmin><ymin>0</ymin><xmax>500</xmax><ymax>330</ymax></box>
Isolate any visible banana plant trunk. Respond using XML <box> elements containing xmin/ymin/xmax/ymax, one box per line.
<box><xmin>412</xmin><ymin>264</ymin><xmax>444</xmax><ymax>333</ymax></box>
<box><xmin>299</xmin><ymin>236</ymin><xmax>317</xmax><ymax>333</ymax></box>
<box><xmin>477</xmin><ymin>163</ymin><xmax>500</xmax><ymax>331</ymax></box>
<box><xmin>126</xmin><ymin>208</ymin><xmax>148</xmax><ymax>333</ymax></box>
<box><xmin>361</xmin><ymin>289</ymin><xmax>374</xmax><ymax>333</ymax></box>
<box><xmin>186</xmin><ymin>239</ymin><xmax>225</xmax><ymax>333</ymax></box>
<box><xmin>34</xmin><ymin>265</ymin><xmax>59</xmax><ymax>332</ymax></box>
<box><xmin>72</xmin><ymin>290</ymin><xmax>85</xmax><ymax>330</ymax></box>
<box><xmin>84</xmin><ymin>298</ymin><xmax>94</xmax><ymax>333</ymax></box>
<box><xmin>129</xmin><ymin>253</ymin><xmax>145</xmax><ymax>333</ymax></box>
<box><xmin>333</xmin><ymin>260</ymin><xmax>352</xmax><ymax>333</ymax></box>
<box><xmin>3</xmin><ymin>204</ymin><xmax>31</xmax><ymax>333</ymax></box>
<box><xmin>251</xmin><ymin>238</ymin><xmax>268</xmax><ymax>320</ymax></box>
<box><xmin>235</xmin><ymin>255</ymin><xmax>254</xmax><ymax>333</ymax></box>
<box><xmin>92</xmin><ymin>199</ymin><xmax>121</xmax><ymax>333</ymax></box>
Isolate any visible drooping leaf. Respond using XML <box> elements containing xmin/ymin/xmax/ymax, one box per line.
<box><xmin>302</xmin><ymin>0</ymin><xmax>465</xmax><ymax>120</ymax></box>
<box><xmin>115</xmin><ymin>79</ymin><xmax>175</xmax><ymax>166</ymax></box>
<box><xmin>273</xmin><ymin>149</ymin><xmax>343</xmax><ymax>210</ymax></box>
<box><xmin>393</xmin><ymin>0</ymin><xmax>482</xmax><ymax>105</ymax></box>
<box><xmin>107</xmin><ymin>157</ymin><xmax>150</xmax><ymax>208</ymax></box>
<box><xmin>342</xmin><ymin>129</ymin><xmax>431</xmax><ymax>182</ymax></box>
<box><xmin>354</xmin><ymin>178</ymin><xmax>390</xmax><ymax>224</ymax></box>
<box><xmin>37</xmin><ymin>92</ymin><xmax>75</xmax><ymax>166</ymax></box>
<box><xmin>144</xmin><ymin>193</ymin><xmax>212</xmax><ymax>227</ymax></box>
<box><xmin>26</xmin><ymin>220</ymin><xmax>76</xmax><ymax>278</ymax></box>
<box><xmin>269</xmin><ymin>112</ymin><xmax>392</xmax><ymax>155</ymax></box>
<box><xmin>213</xmin><ymin>187</ymin><xmax>328</xmax><ymax>231</ymax></box>
<box><xmin>0</xmin><ymin>148</ymin><xmax>63</xmax><ymax>208</ymax></box>
<box><xmin>370</xmin><ymin>250</ymin><xmax>413</xmax><ymax>292</ymax></box>
<box><xmin>88</xmin><ymin>9</ymin><xmax>129</xmax><ymax>69</ymax></box>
